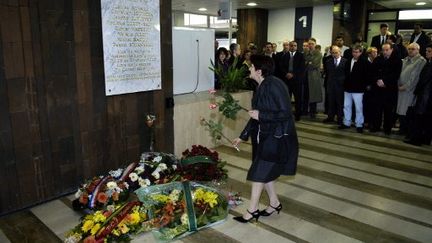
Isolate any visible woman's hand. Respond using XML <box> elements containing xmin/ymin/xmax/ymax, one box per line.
<box><xmin>232</xmin><ymin>138</ymin><xmax>242</xmax><ymax>146</ymax></box>
<box><xmin>232</xmin><ymin>138</ymin><xmax>242</xmax><ymax>151</ymax></box>
<box><xmin>249</xmin><ymin>110</ymin><xmax>259</xmax><ymax>120</ymax></box>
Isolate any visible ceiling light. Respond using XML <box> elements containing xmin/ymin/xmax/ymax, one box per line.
<box><xmin>416</xmin><ymin>2</ymin><xmax>426</xmax><ymax>5</ymax></box>
<box><xmin>198</xmin><ymin>7</ymin><xmax>207</xmax><ymax>11</ymax></box>
<box><xmin>246</xmin><ymin>2</ymin><xmax>257</xmax><ymax>7</ymax></box>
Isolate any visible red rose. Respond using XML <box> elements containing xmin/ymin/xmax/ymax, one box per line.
<box><xmin>97</xmin><ymin>192</ymin><xmax>108</xmax><ymax>204</ymax></box>
<box><xmin>79</xmin><ymin>194</ymin><xmax>89</xmax><ymax>205</ymax></box>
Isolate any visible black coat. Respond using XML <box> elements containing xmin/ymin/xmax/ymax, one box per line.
<box><xmin>410</xmin><ymin>31</ymin><xmax>431</xmax><ymax>57</ymax></box>
<box><xmin>344</xmin><ymin>57</ymin><xmax>369</xmax><ymax>93</ymax></box>
<box><xmin>325</xmin><ymin>57</ymin><xmax>347</xmax><ymax>90</ymax></box>
<box><xmin>239</xmin><ymin>75</ymin><xmax>298</xmax><ymax>181</ymax></box>
<box><xmin>280</xmin><ymin>51</ymin><xmax>306</xmax><ymax>84</ymax></box>
<box><xmin>371</xmin><ymin>34</ymin><xmax>389</xmax><ymax>52</ymax></box>
<box><xmin>372</xmin><ymin>53</ymin><xmax>403</xmax><ymax>93</ymax></box>
<box><xmin>273</xmin><ymin>51</ymin><xmax>285</xmax><ymax>79</ymax></box>
<box><xmin>414</xmin><ymin>61</ymin><xmax>432</xmax><ymax>115</ymax></box>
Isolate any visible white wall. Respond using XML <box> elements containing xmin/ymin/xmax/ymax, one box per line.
<box><xmin>311</xmin><ymin>5</ymin><xmax>334</xmax><ymax>52</ymax></box>
<box><xmin>267</xmin><ymin>8</ymin><xmax>295</xmax><ymax>52</ymax></box>
<box><xmin>172</xmin><ymin>27</ymin><xmax>215</xmax><ymax>95</ymax></box>
<box><xmin>268</xmin><ymin>4</ymin><xmax>333</xmax><ymax>53</ymax></box>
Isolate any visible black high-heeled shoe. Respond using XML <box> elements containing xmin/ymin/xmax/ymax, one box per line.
<box><xmin>233</xmin><ymin>209</ymin><xmax>260</xmax><ymax>223</ymax></box>
<box><xmin>259</xmin><ymin>203</ymin><xmax>282</xmax><ymax>216</ymax></box>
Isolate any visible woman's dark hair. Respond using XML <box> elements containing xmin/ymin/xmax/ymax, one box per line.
<box><xmin>388</xmin><ymin>34</ymin><xmax>397</xmax><ymax>43</ymax></box>
<box><xmin>216</xmin><ymin>47</ymin><xmax>229</xmax><ymax>61</ymax></box>
<box><xmin>250</xmin><ymin>55</ymin><xmax>274</xmax><ymax>77</ymax></box>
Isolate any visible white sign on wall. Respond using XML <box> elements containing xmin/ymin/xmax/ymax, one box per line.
<box><xmin>101</xmin><ymin>0</ymin><xmax>161</xmax><ymax>96</ymax></box>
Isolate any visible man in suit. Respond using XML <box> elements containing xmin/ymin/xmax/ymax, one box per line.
<box><xmin>370</xmin><ymin>43</ymin><xmax>403</xmax><ymax>135</ymax></box>
<box><xmin>323</xmin><ymin>46</ymin><xmax>347</xmax><ymax>124</ymax></box>
<box><xmin>410</xmin><ymin>23</ymin><xmax>431</xmax><ymax>57</ymax></box>
<box><xmin>339</xmin><ymin>45</ymin><xmax>369</xmax><ymax>133</ymax></box>
<box><xmin>278</xmin><ymin>41</ymin><xmax>306</xmax><ymax>121</ymax></box>
<box><xmin>228</xmin><ymin>43</ymin><xmax>243</xmax><ymax>68</ymax></box>
<box><xmin>263</xmin><ymin>42</ymin><xmax>274</xmax><ymax>57</ymax></box>
<box><xmin>326</xmin><ymin>36</ymin><xmax>349</xmax><ymax>57</ymax></box>
<box><xmin>370</xmin><ymin>23</ymin><xmax>389</xmax><ymax>53</ymax></box>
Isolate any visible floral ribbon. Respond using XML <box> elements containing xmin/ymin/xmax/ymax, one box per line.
<box><xmin>180</xmin><ymin>156</ymin><xmax>216</xmax><ymax>166</ymax></box>
<box><xmin>88</xmin><ymin>176</ymin><xmax>110</xmax><ymax>209</ymax></box>
<box><xmin>95</xmin><ymin>201</ymin><xmax>142</xmax><ymax>242</ymax></box>
<box><xmin>182</xmin><ymin>181</ymin><xmax>197</xmax><ymax>232</ymax></box>
<box><xmin>119</xmin><ymin>162</ymin><xmax>138</xmax><ymax>181</ymax></box>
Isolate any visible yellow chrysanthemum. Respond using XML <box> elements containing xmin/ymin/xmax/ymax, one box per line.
<box><xmin>81</xmin><ymin>220</ymin><xmax>94</xmax><ymax>233</ymax></box>
<box><xmin>204</xmin><ymin>191</ymin><xmax>218</xmax><ymax>208</ymax></box>
<box><xmin>118</xmin><ymin>223</ymin><xmax>130</xmax><ymax>234</ymax></box>
<box><xmin>193</xmin><ymin>188</ymin><xmax>219</xmax><ymax>207</ymax></box>
<box><xmin>93</xmin><ymin>211</ymin><xmax>106</xmax><ymax>223</ymax></box>
<box><xmin>126</xmin><ymin>212</ymin><xmax>140</xmax><ymax>225</ymax></box>
<box><xmin>151</xmin><ymin>194</ymin><xmax>171</xmax><ymax>203</ymax></box>
<box><xmin>90</xmin><ymin>223</ymin><xmax>101</xmax><ymax>235</ymax></box>
<box><xmin>112</xmin><ymin>229</ymin><xmax>120</xmax><ymax>236</ymax></box>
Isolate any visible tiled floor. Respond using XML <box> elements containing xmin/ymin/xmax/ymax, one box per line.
<box><xmin>1</xmin><ymin>115</ymin><xmax>432</xmax><ymax>243</ymax></box>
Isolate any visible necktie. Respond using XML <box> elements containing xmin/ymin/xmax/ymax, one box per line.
<box><xmin>334</xmin><ymin>58</ymin><xmax>337</xmax><ymax>66</ymax></box>
<box><xmin>288</xmin><ymin>52</ymin><xmax>294</xmax><ymax>72</ymax></box>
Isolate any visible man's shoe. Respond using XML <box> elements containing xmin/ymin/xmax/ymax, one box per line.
<box><xmin>338</xmin><ymin>124</ymin><xmax>350</xmax><ymax>129</ymax></box>
<box><xmin>356</xmin><ymin>127</ymin><xmax>363</xmax><ymax>133</ymax></box>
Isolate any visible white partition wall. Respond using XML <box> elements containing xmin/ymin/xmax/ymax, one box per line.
<box><xmin>173</xmin><ymin>27</ymin><xmax>215</xmax><ymax>95</ymax></box>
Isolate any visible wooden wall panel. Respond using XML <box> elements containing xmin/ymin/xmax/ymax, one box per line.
<box><xmin>0</xmin><ymin>0</ymin><xmax>173</xmax><ymax>215</ymax></box>
<box><xmin>237</xmin><ymin>8</ymin><xmax>269</xmax><ymax>53</ymax></box>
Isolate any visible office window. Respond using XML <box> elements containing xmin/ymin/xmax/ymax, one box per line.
<box><xmin>210</xmin><ymin>16</ymin><xmax>237</xmax><ymax>29</ymax></box>
<box><xmin>399</xmin><ymin>10</ymin><xmax>432</xmax><ymax>20</ymax></box>
<box><xmin>184</xmin><ymin>13</ymin><xmax>208</xmax><ymax>27</ymax></box>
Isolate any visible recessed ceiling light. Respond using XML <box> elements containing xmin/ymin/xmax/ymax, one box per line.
<box><xmin>416</xmin><ymin>2</ymin><xmax>426</xmax><ymax>5</ymax></box>
<box><xmin>198</xmin><ymin>7</ymin><xmax>207</xmax><ymax>11</ymax></box>
<box><xmin>246</xmin><ymin>2</ymin><xmax>257</xmax><ymax>7</ymax></box>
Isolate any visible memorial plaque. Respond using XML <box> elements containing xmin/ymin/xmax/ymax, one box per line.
<box><xmin>101</xmin><ymin>0</ymin><xmax>162</xmax><ymax>96</ymax></box>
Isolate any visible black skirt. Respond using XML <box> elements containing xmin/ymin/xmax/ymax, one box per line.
<box><xmin>246</xmin><ymin>130</ymin><xmax>298</xmax><ymax>183</ymax></box>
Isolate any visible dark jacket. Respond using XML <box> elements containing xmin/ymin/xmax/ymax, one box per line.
<box><xmin>397</xmin><ymin>43</ymin><xmax>408</xmax><ymax>59</ymax></box>
<box><xmin>325</xmin><ymin>57</ymin><xmax>347</xmax><ymax>90</ymax></box>
<box><xmin>410</xmin><ymin>31</ymin><xmax>431</xmax><ymax>57</ymax></box>
<box><xmin>414</xmin><ymin>60</ymin><xmax>432</xmax><ymax>115</ymax></box>
<box><xmin>279</xmin><ymin>51</ymin><xmax>306</xmax><ymax>84</ymax></box>
<box><xmin>240</xmin><ymin>75</ymin><xmax>298</xmax><ymax>175</ymax></box>
<box><xmin>371</xmin><ymin>34</ymin><xmax>389</xmax><ymax>52</ymax></box>
<box><xmin>372</xmin><ymin>53</ymin><xmax>403</xmax><ymax>92</ymax></box>
<box><xmin>344</xmin><ymin>57</ymin><xmax>369</xmax><ymax>93</ymax></box>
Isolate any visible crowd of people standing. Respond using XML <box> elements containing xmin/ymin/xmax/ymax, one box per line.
<box><xmin>213</xmin><ymin>23</ymin><xmax>432</xmax><ymax>146</ymax></box>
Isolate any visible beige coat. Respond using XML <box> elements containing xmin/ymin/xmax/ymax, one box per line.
<box><xmin>396</xmin><ymin>54</ymin><xmax>426</xmax><ymax>115</ymax></box>
<box><xmin>305</xmin><ymin>50</ymin><xmax>323</xmax><ymax>103</ymax></box>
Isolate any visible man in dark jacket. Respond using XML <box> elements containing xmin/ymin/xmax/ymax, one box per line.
<box><xmin>370</xmin><ymin>43</ymin><xmax>403</xmax><ymax>135</ymax></box>
<box><xmin>410</xmin><ymin>23</ymin><xmax>431</xmax><ymax>57</ymax></box>
<box><xmin>323</xmin><ymin>46</ymin><xmax>347</xmax><ymax>124</ymax></box>
<box><xmin>278</xmin><ymin>41</ymin><xmax>306</xmax><ymax>121</ymax></box>
<box><xmin>371</xmin><ymin>23</ymin><xmax>389</xmax><ymax>53</ymax></box>
<box><xmin>339</xmin><ymin>45</ymin><xmax>369</xmax><ymax>133</ymax></box>
<box><xmin>404</xmin><ymin>44</ymin><xmax>432</xmax><ymax>146</ymax></box>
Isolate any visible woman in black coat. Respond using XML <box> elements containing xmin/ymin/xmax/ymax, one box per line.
<box><xmin>232</xmin><ymin>55</ymin><xmax>299</xmax><ymax>223</ymax></box>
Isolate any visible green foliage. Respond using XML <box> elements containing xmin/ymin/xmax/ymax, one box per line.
<box><xmin>202</xmin><ymin>119</ymin><xmax>224</xmax><ymax>142</ymax></box>
<box><xmin>217</xmin><ymin>92</ymin><xmax>247</xmax><ymax>120</ymax></box>
<box><xmin>209</xmin><ymin>57</ymin><xmax>248</xmax><ymax>92</ymax></box>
